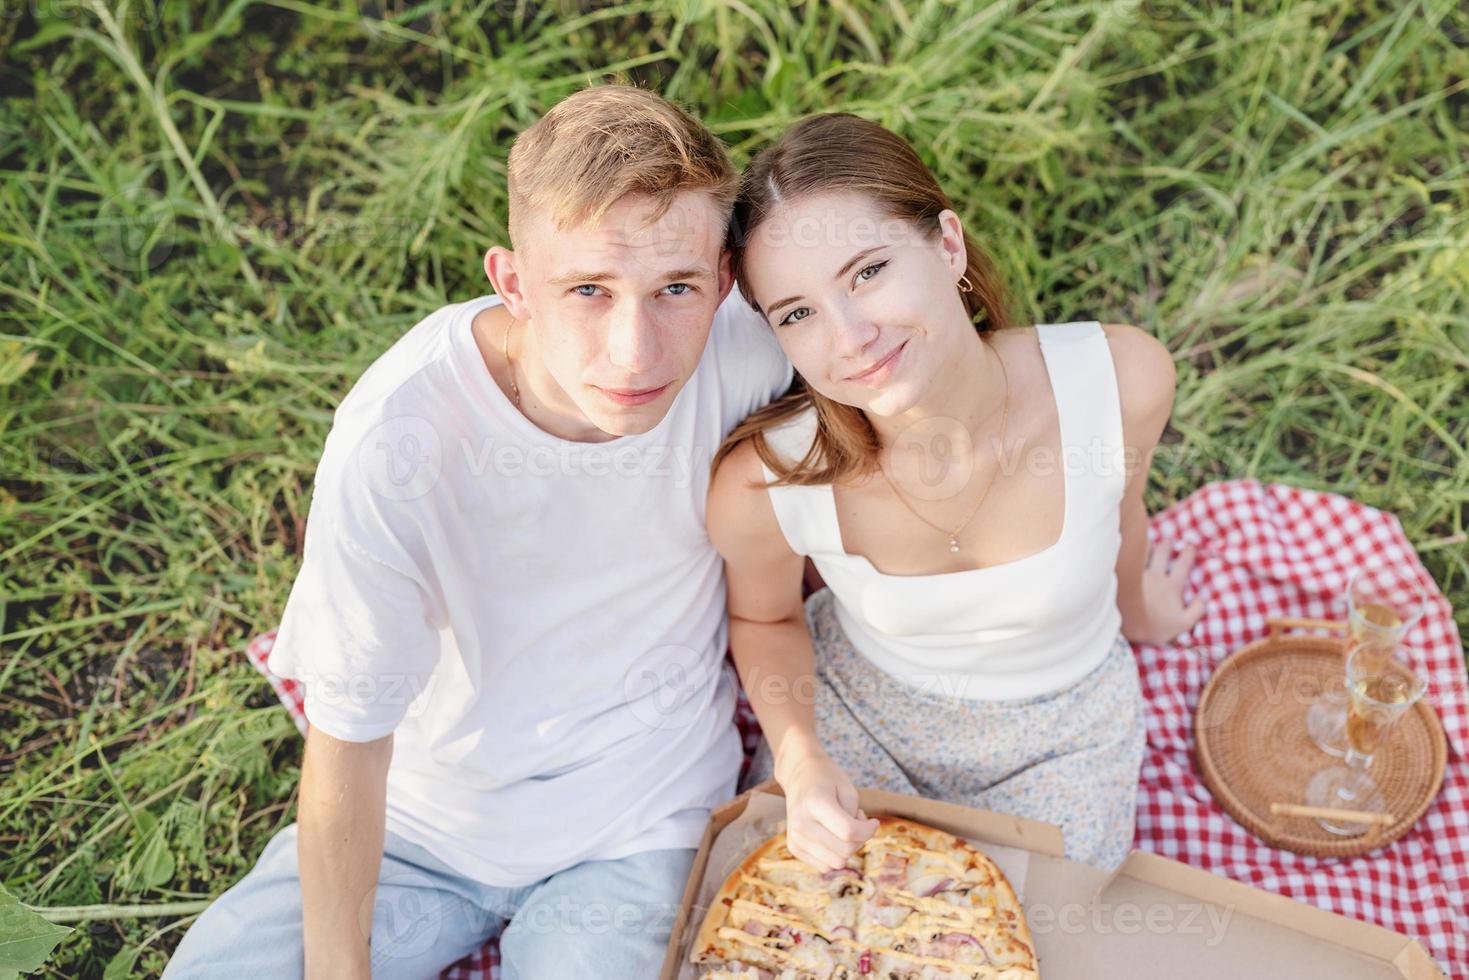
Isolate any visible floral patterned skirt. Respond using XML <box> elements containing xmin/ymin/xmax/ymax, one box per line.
<box><xmin>741</xmin><ymin>587</ymin><xmax>1147</xmax><ymax>871</ymax></box>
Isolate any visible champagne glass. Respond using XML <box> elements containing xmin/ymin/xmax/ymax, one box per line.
<box><xmin>1306</xmin><ymin>566</ymin><xmax>1426</xmax><ymax>756</ymax></box>
<box><xmin>1304</xmin><ymin>642</ymin><xmax>1426</xmax><ymax>835</ymax></box>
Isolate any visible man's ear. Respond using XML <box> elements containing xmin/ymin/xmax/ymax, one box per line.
<box><xmin>484</xmin><ymin>245</ymin><xmax>532</xmax><ymax>320</ymax></box>
<box><xmin>714</xmin><ymin>248</ymin><xmax>736</xmax><ymax>305</ymax></box>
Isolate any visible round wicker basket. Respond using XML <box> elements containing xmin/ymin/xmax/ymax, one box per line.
<box><xmin>1194</xmin><ymin>617</ymin><xmax>1446</xmax><ymax>857</ymax></box>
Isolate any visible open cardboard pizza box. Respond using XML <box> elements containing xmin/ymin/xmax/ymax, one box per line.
<box><xmin>660</xmin><ymin>780</ymin><xmax>1445</xmax><ymax>980</ymax></box>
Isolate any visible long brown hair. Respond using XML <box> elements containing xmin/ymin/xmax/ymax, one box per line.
<box><xmin>711</xmin><ymin>113</ymin><xmax>1015</xmax><ymax>488</ymax></box>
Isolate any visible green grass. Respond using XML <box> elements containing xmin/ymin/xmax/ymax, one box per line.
<box><xmin>1</xmin><ymin>0</ymin><xmax>1466</xmax><ymax>974</ymax></box>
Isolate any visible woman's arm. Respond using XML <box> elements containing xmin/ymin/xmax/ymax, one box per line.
<box><xmin>1104</xmin><ymin>323</ymin><xmax>1207</xmax><ymax>645</ymax></box>
<box><xmin>707</xmin><ymin>438</ymin><xmax>878</xmax><ymax>868</ymax></box>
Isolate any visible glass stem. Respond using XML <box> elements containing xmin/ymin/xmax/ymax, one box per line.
<box><xmin>1344</xmin><ymin>748</ymin><xmax>1373</xmax><ymax>771</ymax></box>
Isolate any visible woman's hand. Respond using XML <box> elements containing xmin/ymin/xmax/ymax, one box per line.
<box><xmin>1129</xmin><ymin>537</ymin><xmax>1209</xmax><ymax>645</ymax></box>
<box><xmin>775</xmin><ymin>745</ymin><xmax>879</xmax><ymax>870</ymax></box>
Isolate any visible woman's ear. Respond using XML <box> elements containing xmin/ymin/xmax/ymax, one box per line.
<box><xmin>484</xmin><ymin>245</ymin><xmax>531</xmax><ymax>320</ymax></box>
<box><xmin>936</xmin><ymin>209</ymin><xmax>968</xmax><ymax>278</ymax></box>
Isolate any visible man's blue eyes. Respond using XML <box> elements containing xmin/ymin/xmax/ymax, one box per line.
<box><xmin>571</xmin><ymin>283</ymin><xmax>693</xmax><ymax>297</ymax></box>
<box><xmin>777</xmin><ymin>260</ymin><xmax>889</xmax><ymax>326</ymax></box>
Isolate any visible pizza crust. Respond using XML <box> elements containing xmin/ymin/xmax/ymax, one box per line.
<box><xmin>690</xmin><ymin>830</ymin><xmax>792</xmax><ymax>967</ymax></box>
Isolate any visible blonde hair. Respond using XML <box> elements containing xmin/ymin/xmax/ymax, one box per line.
<box><xmin>711</xmin><ymin>113</ymin><xmax>1017</xmax><ymax>489</ymax></box>
<box><xmin>507</xmin><ymin>81</ymin><xmax>739</xmax><ymax>247</ymax></box>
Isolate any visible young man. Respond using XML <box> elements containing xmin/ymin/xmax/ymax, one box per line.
<box><xmin>163</xmin><ymin>83</ymin><xmax>792</xmax><ymax>979</ymax></box>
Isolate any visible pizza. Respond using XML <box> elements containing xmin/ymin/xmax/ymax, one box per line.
<box><xmin>690</xmin><ymin>816</ymin><xmax>1038</xmax><ymax>979</ymax></box>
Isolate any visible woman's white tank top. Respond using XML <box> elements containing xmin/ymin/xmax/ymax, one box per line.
<box><xmin>758</xmin><ymin>321</ymin><xmax>1127</xmax><ymax>701</ymax></box>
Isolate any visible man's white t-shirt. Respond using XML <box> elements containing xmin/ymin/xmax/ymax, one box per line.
<box><xmin>267</xmin><ymin>290</ymin><xmax>793</xmax><ymax>887</ymax></box>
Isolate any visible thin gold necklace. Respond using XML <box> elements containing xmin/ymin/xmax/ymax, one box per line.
<box><xmin>501</xmin><ymin>314</ymin><xmax>522</xmax><ymax>408</ymax></box>
<box><xmin>878</xmin><ymin>345</ymin><xmax>1010</xmax><ymax>555</ymax></box>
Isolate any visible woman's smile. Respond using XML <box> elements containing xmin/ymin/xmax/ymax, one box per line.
<box><xmin>844</xmin><ymin>338</ymin><xmax>909</xmax><ymax>386</ymax></box>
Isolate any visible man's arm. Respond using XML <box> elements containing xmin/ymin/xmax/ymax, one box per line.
<box><xmin>298</xmin><ymin>726</ymin><xmax>393</xmax><ymax>980</ymax></box>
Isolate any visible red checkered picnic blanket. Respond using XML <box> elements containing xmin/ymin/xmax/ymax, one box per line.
<box><xmin>244</xmin><ymin>478</ymin><xmax>1467</xmax><ymax>978</ymax></box>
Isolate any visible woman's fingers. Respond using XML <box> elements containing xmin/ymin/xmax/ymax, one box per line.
<box><xmin>788</xmin><ymin>795</ymin><xmax>870</xmax><ymax>869</ymax></box>
<box><xmin>787</xmin><ymin>826</ymin><xmax>848</xmax><ymax>870</ymax></box>
<box><xmin>809</xmin><ymin>790</ymin><xmax>877</xmax><ymax>845</ymax></box>
<box><xmin>1184</xmin><ymin>585</ymin><xmax>1209</xmax><ymax>622</ymax></box>
<box><xmin>836</xmin><ymin>785</ymin><xmax>879</xmax><ymax>839</ymax></box>
<box><xmin>782</xmin><ymin>759</ymin><xmax>878</xmax><ymax>870</ymax></box>
<box><xmin>1168</xmin><ymin>543</ymin><xmax>1197</xmax><ymax>579</ymax></box>
<box><xmin>794</xmin><ymin>810</ymin><xmax>865</xmax><ymax>861</ymax></box>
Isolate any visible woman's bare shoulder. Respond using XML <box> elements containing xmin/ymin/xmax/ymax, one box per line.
<box><xmin>707</xmin><ymin>436</ymin><xmax>806</xmax><ymax>621</ymax></box>
<box><xmin>1097</xmin><ymin>324</ymin><xmax>1176</xmax><ymax>460</ymax></box>
<box><xmin>707</xmin><ymin>437</ymin><xmax>795</xmax><ymax>559</ymax></box>
<box><xmin>1100</xmin><ymin>323</ymin><xmax>1176</xmax><ymax>424</ymax></box>
<box><xmin>710</xmin><ymin>436</ymin><xmax>768</xmax><ymax>502</ymax></box>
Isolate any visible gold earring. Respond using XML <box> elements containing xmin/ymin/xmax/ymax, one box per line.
<box><xmin>958</xmin><ymin>274</ymin><xmax>974</xmax><ymax>293</ymax></box>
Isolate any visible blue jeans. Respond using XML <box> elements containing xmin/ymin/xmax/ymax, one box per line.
<box><xmin>162</xmin><ymin>821</ymin><xmax>695</xmax><ymax>979</ymax></box>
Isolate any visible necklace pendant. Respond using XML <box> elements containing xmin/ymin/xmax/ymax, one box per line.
<box><xmin>949</xmin><ymin>537</ymin><xmax>960</xmax><ymax>553</ymax></box>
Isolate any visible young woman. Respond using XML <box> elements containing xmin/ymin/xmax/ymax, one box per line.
<box><xmin>706</xmin><ymin>113</ymin><xmax>1206</xmax><ymax>872</ymax></box>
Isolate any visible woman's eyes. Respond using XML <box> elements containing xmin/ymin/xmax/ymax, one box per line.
<box><xmin>570</xmin><ymin>283</ymin><xmax>695</xmax><ymax>298</ymax></box>
<box><xmin>777</xmin><ymin>260</ymin><xmax>889</xmax><ymax>326</ymax></box>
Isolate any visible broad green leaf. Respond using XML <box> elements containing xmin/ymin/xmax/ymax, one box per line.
<box><xmin>0</xmin><ymin>882</ymin><xmax>73</xmax><ymax>979</ymax></box>
<box><xmin>103</xmin><ymin>944</ymin><xmax>142</xmax><ymax>980</ymax></box>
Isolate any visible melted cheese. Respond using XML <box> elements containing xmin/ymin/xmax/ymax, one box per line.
<box><xmin>869</xmin><ymin>945</ymin><xmax>1041</xmax><ymax>979</ymax></box>
<box><xmin>729</xmin><ymin>900</ymin><xmax>824</xmax><ymax>936</ymax></box>
<box><xmin>756</xmin><ymin>858</ymin><xmax>823</xmax><ymax>875</ymax></box>
<box><xmin>870</xmin><ymin>839</ymin><xmax>972</xmax><ymax>875</ymax></box>
<box><xmin>715</xmin><ymin>927</ymin><xmax>799</xmax><ymax>961</ymax></box>
<box><xmin>738</xmin><ymin>874</ymin><xmax>830</xmax><ymax>908</ymax></box>
<box><xmin>728</xmin><ymin>903</ymin><xmax>865</xmax><ymax>950</ymax></box>
<box><xmin>714</xmin><ymin>926</ymin><xmax>842</xmax><ymax>974</ymax></box>
<box><xmin>856</xmin><ymin>918</ymin><xmax>1036</xmax><ymax>974</ymax></box>
<box><xmin>889</xmin><ymin>888</ymin><xmax>998</xmax><ymax>920</ymax></box>
<box><xmin>869</xmin><ymin>912</ymin><xmax>1002</xmax><ymax>939</ymax></box>
<box><xmin>871</xmin><ymin>944</ymin><xmax>998</xmax><ymax>974</ymax></box>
